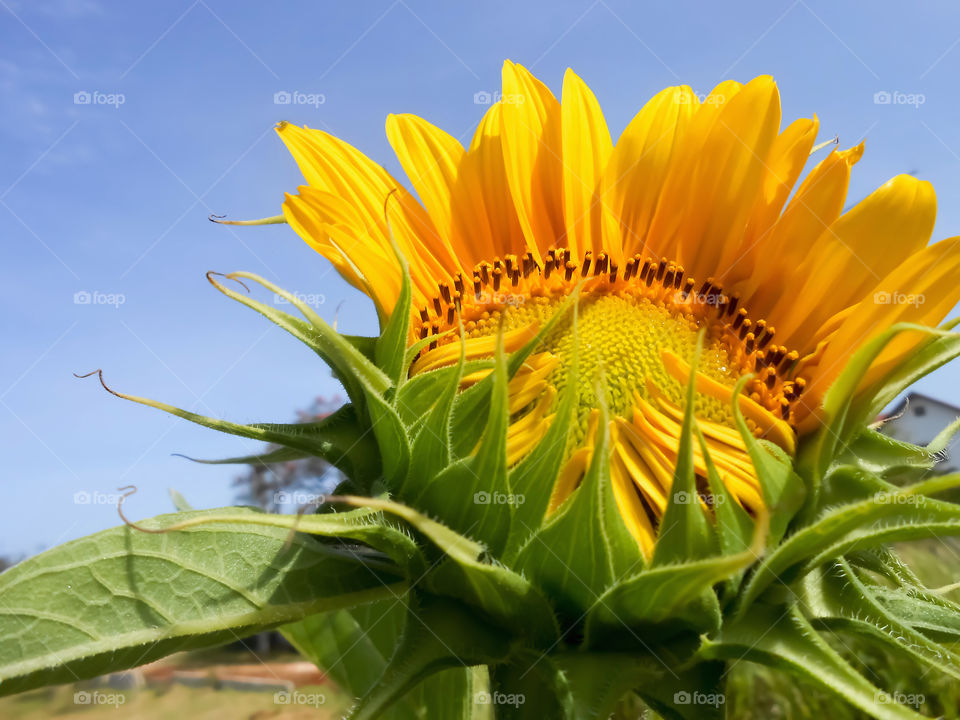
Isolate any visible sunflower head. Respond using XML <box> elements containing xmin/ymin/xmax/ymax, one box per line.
<box><xmin>276</xmin><ymin>61</ymin><xmax>960</xmax><ymax>561</ymax></box>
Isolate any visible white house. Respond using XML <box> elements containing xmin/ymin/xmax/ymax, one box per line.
<box><xmin>880</xmin><ymin>393</ymin><xmax>960</xmax><ymax>474</ymax></box>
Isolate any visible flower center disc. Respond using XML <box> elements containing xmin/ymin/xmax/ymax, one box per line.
<box><xmin>413</xmin><ymin>250</ymin><xmax>807</xmax><ymax>451</ymax></box>
<box><xmin>465</xmin><ymin>291</ymin><xmax>740</xmax><ymax>446</ymax></box>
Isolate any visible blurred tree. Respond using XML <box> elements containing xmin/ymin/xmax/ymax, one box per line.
<box><xmin>233</xmin><ymin>396</ymin><xmax>343</xmax><ymax>512</ymax></box>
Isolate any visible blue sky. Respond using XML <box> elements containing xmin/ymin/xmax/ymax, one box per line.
<box><xmin>3</xmin><ymin>0</ymin><xmax>960</xmax><ymax>557</ymax></box>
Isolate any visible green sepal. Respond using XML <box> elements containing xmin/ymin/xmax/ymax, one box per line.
<box><xmin>730</xmin><ymin>374</ymin><xmax>805</xmax><ymax>546</ymax></box>
<box><xmin>583</xmin><ymin>509</ymin><xmax>764</xmax><ymax>646</ymax></box>
<box><xmin>448</xmin><ymin>287</ymin><xmax>579</xmax><ymax>458</ymax></box>
<box><xmin>365</xmin><ymin>390</ymin><xmax>412</xmax><ymax>492</ymax></box>
<box><xmin>853</xmin><ymin>318</ymin><xmax>960</xmax><ymax>430</ymax></box>
<box><xmin>394</xmin><ymin>360</ymin><xmax>489</xmax><ymax>425</ymax></box>
<box><xmin>503</xmin><ymin>346</ymin><xmax>577</xmax><ymax>562</ymax></box>
<box><xmin>553</xmin><ymin>653</ymin><xmax>668</xmax><ymax>720</ymax></box>
<box><xmin>697</xmin><ymin>427</ymin><xmax>755</xmax><ymax>600</ymax></box>
<box><xmin>633</xmin><ymin>660</ymin><xmax>725</xmax><ymax>720</ymax></box>
<box><xmin>413</xmin><ymin>327</ymin><xmax>513</xmax><ymax>554</ymax></box>
<box><xmin>168</xmin><ymin>487</ymin><xmax>193</xmax><ymax>511</ymax></box>
<box><xmin>872</xmin><ymin>585</ymin><xmax>960</xmax><ymax>643</ymax></box>
<box><xmin>171</xmin><ymin>403</ymin><xmax>381</xmax><ymax>487</ymax></box>
<box><xmin>330</xmin><ymin>495</ymin><xmax>560</xmax><ymax>646</ymax></box>
<box><xmin>838</xmin><ymin>428</ymin><xmax>942</xmax><ymax>482</ymax></box>
<box><xmin>207</xmin><ymin>271</ymin><xmax>391</xmax><ymax>403</ymax></box>
<box><xmin>514</xmin><ymin>389</ymin><xmax>642</xmax><ymax>619</ymax></box>
<box><xmin>796</xmin><ymin>323</ymin><xmax>950</xmax><ymax>519</ymax></box>
<box><xmin>282</xmin><ymin>597</ymin><xmax>478</xmax><ymax>720</ymax></box>
<box><xmin>402</xmin><ymin>333</ymin><xmax>466</xmax><ymax>498</ymax></box>
<box><xmin>489</xmin><ymin>652</ymin><xmax>573</xmax><ymax>719</ymax></box>
<box><xmin>653</xmin><ymin>333</ymin><xmax>717</xmax><ymax>565</ymax></box>
<box><xmin>375</xmin><ymin>228</ymin><xmax>414</xmax><ymax>390</ymax></box>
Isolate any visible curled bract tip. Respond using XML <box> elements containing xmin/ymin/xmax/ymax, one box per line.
<box><xmin>208</xmin><ymin>213</ymin><xmax>287</xmax><ymax>226</ymax></box>
<box><xmin>206</xmin><ymin>271</ymin><xmax>251</xmax><ymax>293</ymax></box>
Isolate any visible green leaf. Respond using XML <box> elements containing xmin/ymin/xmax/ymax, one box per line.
<box><xmin>737</xmin><ymin>473</ymin><xmax>960</xmax><ymax>615</ymax></box>
<box><xmin>800</xmin><ymin>560</ymin><xmax>960</xmax><ymax>681</ymax></box>
<box><xmin>701</xmin><ymin>604</ymin><xmax>927</xmax><ymax>720</ymax></box>
<box><xmin>0</xmin><ymin>507</ymin><xmax>404</xmax><ymax>697</ymax></box>
<box><xmin>653</xmin><ymin>333</ymin><xmax>716</xmax><ymax>566</ymax></box>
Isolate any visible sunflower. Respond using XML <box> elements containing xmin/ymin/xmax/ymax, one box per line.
<box><xmin>275</xmin><ymin>62</ymin><xmax>960</xmax><ymax>559</ymax></box>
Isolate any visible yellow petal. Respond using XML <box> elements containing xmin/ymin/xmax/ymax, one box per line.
<box><xmin>500</xmin><ymin>61</ymin><xmax>564</xmax><ymax>259</ymax></box>
<box><xmin>801</xmin><ymin>235</ymin><xmax>960</xmax><ymax>425</ymax></box>
<box><xmin>736</xmin><ymin>117</ymin><xmax>819</xmax><ymax>283</ymax></box>
<box><xmin>561</xmin><ymin>68</ymin><xmax>613</xmax><ymax>260</ymax></box>
<box><xmin>647</xmin><ymin>77</ymin><xmax>780</xmax><ymax>280</ymax></box>
<box><xmin>464</xmin><ymin>102</ymin><xmax>525</xmax><ymax>262</ymax></box>
<box><xmin>276</xmin><ymin>122</ymin><xmax>457</xmax><ymax>311</ymax></box>
<box><xmin>771</xmin><ymin>175</ymin><xmax>937</xmax><ymax>352</ymax></box>
<box><xmin>745</xmin><ymin>142</ymin><xmax>864</xmax><ymax>315</ymax></box>
<box><xmin>601</xmin><ymin>85</ymin><xmax>699</xmax><ymax>261</ymax></box>
<box><xmin>385</xmin><ymin>113</ymin><xmax>466</xmax><ymax>268</ymax></box>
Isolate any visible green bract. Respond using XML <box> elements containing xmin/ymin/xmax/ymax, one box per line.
<box><xmin>3</xmin><ymin>260</ymin><xmax>960</xmax><ymax>720</ymax></box>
